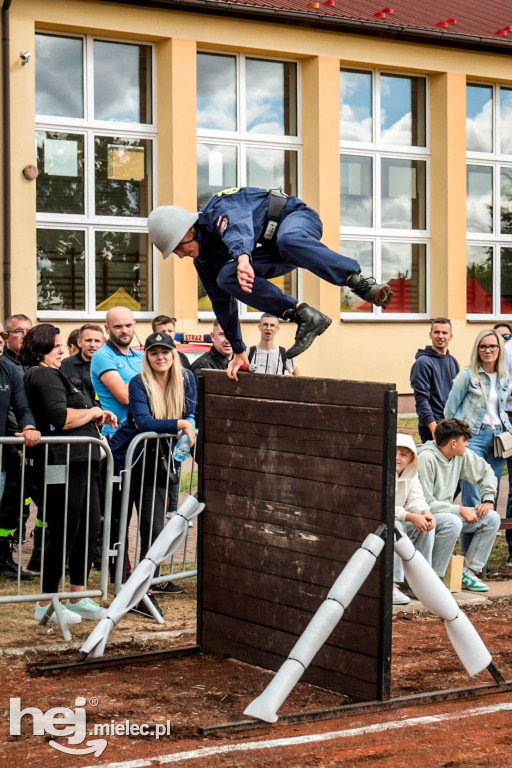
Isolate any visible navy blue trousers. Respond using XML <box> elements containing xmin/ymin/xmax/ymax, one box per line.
<box><xmin>216</xmin><ymin>206</ymin><xmax>360</xmax><ymax>315</ymax></box>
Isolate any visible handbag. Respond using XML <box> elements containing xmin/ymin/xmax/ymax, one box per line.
<box><xmin>479</xmin><ymin>379</ymin><xmax>512</xmax><ymax>459</ymax></box>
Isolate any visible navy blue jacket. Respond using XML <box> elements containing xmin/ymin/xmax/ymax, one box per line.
<box><xmin>194</xmin><ymin>188</ymin><xmax>307</xmax><ymax>353</ymax></box>
<box><xmin>0</xmin><ymin>356</ymin><xmax>35</xmax><ymax>438</ymax></box>
<box><xmin>410</xmin><ymin>347</ymin><xmax>460</xmax><ymax>427</ymax></box>
<box><xmin>110</xmin><ymin>369</ymin><xmax>196</xmax><ymax>472</ymax></box>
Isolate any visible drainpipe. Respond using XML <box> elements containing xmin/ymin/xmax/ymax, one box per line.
<box><xmin>2</xmin><ymin>0</ymin><xmax>12</xmax><ymax>319</ymax></box>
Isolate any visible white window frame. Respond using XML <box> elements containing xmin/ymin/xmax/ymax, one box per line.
<box><xmin>467</xmin><ymin>82</ymin><xmax>512</xmax><ymax>321</ymax></box>
<box><xmin>340</xmin><ymin>67</ymin><xmax>430</xmax><ymax>321</ymax></box>
<box><xmin>35</xmin><ymin>32</ymin><xmax>157</xmax><ymax>321</ymax></box>
<box><xmin>197</xmin><ymin>50</ymin><xmax>302</xmax><ymax>321</ymax></box>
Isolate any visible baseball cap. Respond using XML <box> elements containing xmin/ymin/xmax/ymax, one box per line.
<box><xmin>144</xmin><ymin>331</ymin><xmax>176</xmax><ymax>352</ymax></box>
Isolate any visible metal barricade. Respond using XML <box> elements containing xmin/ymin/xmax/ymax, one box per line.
<box><xmin>0</xmin><ymin>435</ymin><xmax>114</xmax><ymax>641</ymax></box>
<box><xmin>113</xmin><ymin>432</ymin><xmax>198</xmax><ymax>597</ymax></box>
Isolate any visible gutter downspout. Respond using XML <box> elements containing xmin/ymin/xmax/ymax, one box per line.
<box><xmin>2</xmin><ymin>0</ymin><xmax>12</xmax><ymax>320</ymax></box>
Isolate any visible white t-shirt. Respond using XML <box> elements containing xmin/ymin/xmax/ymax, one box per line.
<box><xmin>246</xmin><ymin>345</ymin><xmax>296</xmax><ymax>375</ymax></box>
<box><xmin>482</xmin><ymin>371</ymin><xmax>501</xmax><ymax>426</ymax></box>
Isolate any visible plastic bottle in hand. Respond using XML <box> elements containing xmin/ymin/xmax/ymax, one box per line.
<box><xmin>173</xmin><ymin>417</ymin><xmax>195</xmax><ymax>462</ymax></box>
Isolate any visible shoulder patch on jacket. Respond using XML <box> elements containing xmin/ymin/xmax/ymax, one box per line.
<box><xmin>216</xmin><ymin>215</ymin><xmax>229</xmax><ymax>234</ymax></box>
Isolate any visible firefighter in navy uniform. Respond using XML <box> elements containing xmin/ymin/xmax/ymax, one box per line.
<box><xmin>148</xmin><ymin>187</ymin><xmax>393</xmax><ymax>379</ymax></box>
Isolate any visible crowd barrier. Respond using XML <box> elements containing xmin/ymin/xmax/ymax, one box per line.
<box><xmin>113</xmin><ymin>432</ymin><xmax>198</xmax><ymax>596</ymax></box>
<box><xmin>0</xmin><ymin>435</ymin><xmax>114</xmax><ymax>640</ymax></box>
<box><xmin>0</xmin><ymin>432</ymin><xmax>198</xmax><ymax>641</ymax></box>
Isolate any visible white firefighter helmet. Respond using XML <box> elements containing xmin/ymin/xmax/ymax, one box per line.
<box><xmin>147</xmin><ymin>205</ymin><xmax>199</xmax><ymax>259</ymax></box>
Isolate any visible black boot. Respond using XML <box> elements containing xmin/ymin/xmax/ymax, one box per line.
<box><xmin>27</xmin><ymin>525</ymin><xmax>42</xmax><ymax>574</ymax></box>
<box><xmin>283</xmin><ymin>303</ymin><xmax>332</xmax><ymax>359</ymax></box>
<box><xmin>346</xmin><ymin>273</ymin><xmax>393</xmax><ymax>309</ymax></box>
<box><xmin>0</xmin><ymin>537</ymin><xmax>34</xmax><ymax>581</ymax></box>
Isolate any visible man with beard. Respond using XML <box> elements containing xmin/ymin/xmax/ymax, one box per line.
<box><xmin>91</xmin><ymin>307</ymin><xmax>143</xmax><ymax>437</ymax></box>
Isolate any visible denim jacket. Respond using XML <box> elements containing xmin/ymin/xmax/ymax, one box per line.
<box><xmin>444</xmin><ymin>365</ymin><xmax>512</xmax><ymax>435</ymax></box>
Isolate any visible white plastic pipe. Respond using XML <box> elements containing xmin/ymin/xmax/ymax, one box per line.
<box><xmin>394</xmin><ymin>534</ymin><xmax>458</xmax><ymax>620</ymax></box>
<box><xmin>244</xmin><ymin>532</ymin><xmax>385</xmax><ymax>723</ymax></box>
<box><xmin>445</xmin><ymin>610</ymin><xmax>492</xmax><ymax>676</ymax></box>
<box><xmin>394</xmin><ymin>532</ymin><xmax>492</xmax><ymax>676</ymax></box>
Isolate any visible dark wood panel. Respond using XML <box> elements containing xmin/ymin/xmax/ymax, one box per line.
<box><xmin>203</xmin><ymin>444</ymin><xmax>383</xmax><ymax>490</ymax></box>
<box><xmin>202</xmin><ymin>535</ymin><xmax>381</xmax><ymax>601</ymax></box>
<box><xmin>201</xmin><ymin>560</ymin><xmax>381</xmax><ymax>627</ymax></box>
<box><xmin>203</xmin><ymin>490</ymin><xmax>380</xmax><ymax>538</ymax></box>
<box><xmin>205</xmin><ymin>418</ymin><xmax>384</xmax><ymax>462</ymax></box>
<box><xmin>202</xmin><ymin>511</ymin><xmax>379</xmax><ymax>563</ymax></box>
<box><xmin>201</xmin><ymin>369</ymin><xmax>395</xmax><ymax>409</ymax></box>
<box><xmin>202</xmin><ymin>582</ymin><xmax>380</xmax><ymax>656</ymax></box>
<box><xmin>203</xmin><ymin>467</ymin><xmax>382</xmax><ymax>517</ymax></box>
<box><xmin>199</xmin><ymin>373</ymin><xmax>395</xmax><ymax>704</ymax></box>
<box><xmin>201</xmin><ymin>612</ymin><xmax>379</xmax><ymax>698</ymax></box>
<box><xmin>204</xmin><ymin>394</ymin><xmax>385</xmax><ymax>437</ymax></box>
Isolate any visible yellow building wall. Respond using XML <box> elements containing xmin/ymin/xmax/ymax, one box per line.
<box><xmin>4</xmin><ymin>0</ymin><xmax>512</xmax><ymax>392</ymax></box>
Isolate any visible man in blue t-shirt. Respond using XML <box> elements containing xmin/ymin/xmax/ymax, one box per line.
<box><xmin>91</xmin><ymin>307</ymin><xmax>143</xmax><ymax>436</ymax></box>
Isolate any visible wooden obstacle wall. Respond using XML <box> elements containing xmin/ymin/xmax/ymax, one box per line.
<box><xmin>198</xmin><ymin>372</ymin><xmax>397</xmax><ymax>702</ymax></box>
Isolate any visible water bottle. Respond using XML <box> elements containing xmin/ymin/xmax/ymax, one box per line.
<box><xmin>173</xmin><ymin>417</ymin><xmax>195</xmax><ymax>462</ymax></box>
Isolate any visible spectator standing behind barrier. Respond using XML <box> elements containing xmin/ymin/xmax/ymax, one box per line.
<box><xmin>410</xmin><ymin>318</ymin><xmax>459</xmax><ymax>443</ymax></box>
<box><xmin>502</xmin><ymin>331</ymin><xmax>512</xmax><ymax>565</ymax></box>
<box><xmin>190</xmin><ymin>319</ymin><xmax>233</xmax><ymax>384</ymax></box>
<box><xmin>247</xmin><ymin>314</ymin><xmax>300</xmax><ymax>376</ymax></box>
<box><xmin>418</xmin><ymin>419</ymin><xmax>500</xmax><ymax>593</ymax></box>
<box><xmin>61</xmin><ymin>324</ymin><xmax>105</xmax><ymax>408</ymax></box>
<box><xmin>66</xmin><ymin>328</ymin><xmax>80</xmax><ymax>357</ymax></box>
<box><xmin>91</xmin><ymin>307</ymin><xmax>144</xmax><ymax>437</ymax></box>
<box><xmin>0</xmin><ymin>321</ymin><xmax>4</xmax><ymax>355</ymax></box>
<box><xmin>20</xmin><ymin>324</ymin><xmax>118</xmax><ymax>625</ymax></box>
<box><xmin>152</xmin><ymin>315</ymin><xmax>191</xmax><ymax>371</ymax></box>
<box><xmin>444</xmin><ymin>329</ymin><xmax>512</xmax><ymax>511</ymax></box>
<box><xmin>0</xmin><ymin>350</ymin><xmax>41</xmax><ymax>580</ymax></box>
<box><xmin>148</xmin><ymin>187</ymin><xmax>393</xmax><ymax>381</ymax></box>
<box><xmin>110</xmin><ymin>332</ymin><xmax>196</xmax><ymax>615</ymax></box>
<box><xmin>3</xmin><ymin>314</ymin><xmax>32</xmax><ymax>366</ymax></box>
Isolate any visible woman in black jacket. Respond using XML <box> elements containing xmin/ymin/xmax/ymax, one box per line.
<box><xmin>20</xmin><ymin>324</ymin><xmax>117</xmax><ymax>625</ymax></box>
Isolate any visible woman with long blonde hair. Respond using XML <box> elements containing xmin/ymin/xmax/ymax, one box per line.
<box><xmin>110</xmin><ymin>331</ymin><xmax>196</xmax><ymax>613</ymax></box>
<box><xmin>444</xmin><ymin>328</ymin><xmax>511</xmax><ymax>591</ymax></box>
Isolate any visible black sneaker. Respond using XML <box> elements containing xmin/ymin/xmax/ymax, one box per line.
<box><xmin>152</xmin><ymin>580</ymin><xmax>185</xmax><ymax>595</ymax></box>
<box><xmin>346</xmin><ymin>273</ymin><xmax>393</xmax><ymax>309</ymax></box>
<box><xmin>283</xmin><ymin>303</ymin><xmax>332</xmax><ymax>359</ymax></box>
<box><xmin>129</xmin><ymin>593</ymin><xmax>163</xmax><ymax>619</ymax></box>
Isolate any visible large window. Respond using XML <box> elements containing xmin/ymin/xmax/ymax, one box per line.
<box><xmin>466</xmin><ymin>84</ymin><xmax>512</xmax><ymax>317</ymax></box>
<box><xmin>339</xmin><ymin>69</ymin><xmax>429</xmax><ymax>318</ymax></box>
<box><xmin>36</xmin><ymin>33</ymin><xmax>155</xmax><ymax>317</ymax></box>
<box><xmin>197</xmin><ymin>52</ymin><xmax>300</xmax><ymax>317</ymax></box>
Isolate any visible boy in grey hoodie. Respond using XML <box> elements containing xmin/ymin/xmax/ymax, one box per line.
<box><xmin>417</xmin><ymin>418</ymin><xmax>500</xmax><ymax>593</ymax></box>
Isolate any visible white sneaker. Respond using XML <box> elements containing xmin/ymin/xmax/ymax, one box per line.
<box><xmin>393</xmin><ymin>584</ymin><xmax>411</xmax><ymax>605</ymax></box>
<box><xmin>34</xmin><ymin>602</ymin><xmax>82</xmax><ymax>624</ymax></box>
<box><xmin>66</xmin><ymin>597</ymin><xmax>107</xmax><ymax>619</ymax></box>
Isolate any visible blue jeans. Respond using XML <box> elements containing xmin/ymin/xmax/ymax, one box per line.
<box><xmin>505</xmin><ymin>412</ymin><xmax>512</xmax><ymax>555</ymax></box>
<box><xmin>461</xmin><ymin>510</ymin><xmax>501</xmax><ymax>573</ymax></box>
<box><xmin>0</xmin><ymin>470</ymin><xmax>5</xmax><ymax>502</ymax></box>
<box><xmin>460</xmin><ymin>424</ymin><xmax>504</xmax><ymax>555</ymax></box>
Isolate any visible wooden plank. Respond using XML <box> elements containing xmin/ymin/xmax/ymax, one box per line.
<box><xmin>202</xmin><ymin>535</ymin><xmax>381</xmax><ymax>601</ymax></box>
<box><xmin>201</xmin><ymin>560</ymin><xmax>381</xmax><ymax>627</ymax></box>
<box><xmin>201</xmin><ymin>369</ymin><xmax>395</xmax><ymax>409</ymax></box>
<box><xmin>203</xmin><ymin>490</ymin><xmax>380</xmax><ymax>538</ymax></box>
<box><xmin>203</xmin><ymin>467</ymin><xmax>383</xmax><ymax>518</ymax></box>
<box><xmin>204</xmin><ymin>394</ymin><xmax>386</xmax><ymax>437</ymax></box>
<box><xmin>205</xmin><ymin>418</ymin><xmax>384</xmax><ymax>462</ymax></box>
<box><xmin>203</xmin><ymin>444</ymin><xmax>383</xmax><ymax>490</ymax></box>
<box><xmin>202</xmin><ymin>612</ymin><xmax>377</xmax><ymax>684</ymax></box>
<box><xmin>203</xmin><ymin>511</ymin><xmax>377</xmax><ymax>563</ymax></box>
<box><xmin>201</xmin><ymin>582</ymin><xmax>380</xmax><ymax>656</ymax></box>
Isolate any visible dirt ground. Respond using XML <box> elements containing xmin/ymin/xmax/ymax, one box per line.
<box><xmin>2</xmin><ymin>592</ymin><xmax>512</xmax><ymax>768</ymax></box>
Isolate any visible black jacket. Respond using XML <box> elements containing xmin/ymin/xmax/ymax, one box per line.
<box><xmin>0</xmin><ymin>357</ymin><xmax>35</xmax><ymax>438</ymax></box>
<box><xmin>190</xmin><ymin>346</ymin><xmax>231</xmax><ymax>383</ymax></box>
<box><xmin>61</xmin><ymin>352</ymin><xmax>97</xmax><ymax>408</ymax></box>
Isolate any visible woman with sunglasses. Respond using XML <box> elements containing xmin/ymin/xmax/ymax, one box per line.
<box><xmin>445</xmin><ymin>329</ymin><xmax>512</xmax><ymax>502</ymax></box>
